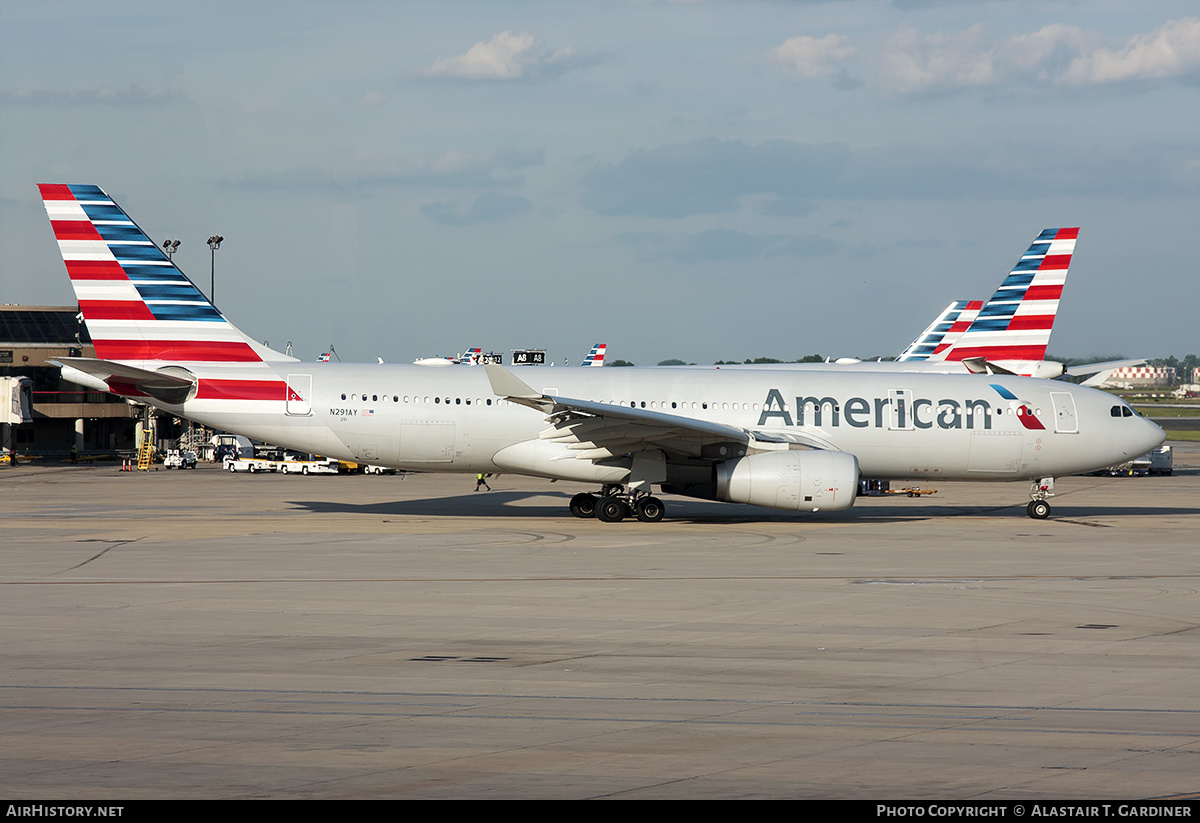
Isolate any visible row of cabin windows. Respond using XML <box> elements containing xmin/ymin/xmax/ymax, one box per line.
<box><xmin>340</xmin><ymin>393</ymin><xmax>496</xmax><ymax>405</ymax></box>
<box><xmin>332</xmin><ymin>397</ymin><xmax>768</xmax><ymax>411</ymax></box>
<box><xmin>618</xmin><ymin>401</ymin><xmax>1019</xmax><ymax>415</ymax></box>
<box><xmin>333</xmin><ymin>393</ymin><xmax>1030</xmax><ymax>417</ymax></box>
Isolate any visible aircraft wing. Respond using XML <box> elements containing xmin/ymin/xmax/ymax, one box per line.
<box><xmin>485</xmin><ymin>363</ymin><xmax>833</xmax><ymax>462</ymax></box>
<box><xmin>1067</xmin><ymin>358</ymin><xmax>1147</xmax><ymax>386</ymax></box>
<box><xmin>51</xmin><ymin>357</ymin><xmax>196</xmax><ymax>404</ymax></box>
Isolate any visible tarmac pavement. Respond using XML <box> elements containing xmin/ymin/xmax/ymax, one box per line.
<box><xmin>2</xmin><ymin>444</ymin><xmax>1198</xmax><ymax>799</ymax></box>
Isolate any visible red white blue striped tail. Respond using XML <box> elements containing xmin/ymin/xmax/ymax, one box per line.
<box><xmin>582</xmin><ymin>343</ymin><xmax>607</xmax><ymax>367</ymax></box>
<box><xmin>945</xmin><ymin>228</ymin><xmax>1077</xmax><ymax>363</ymax></box>
<box><xmin>897</xmin><ymin>300</ymin><xmax>983</xmax><ymax>362</ymax></box>
<box><xmin>39</xmin><ymin>184</ymin><xmax>288</xmax><ymax>368</ymax></box>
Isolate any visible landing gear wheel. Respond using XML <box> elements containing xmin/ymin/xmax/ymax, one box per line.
<box><xmin>570</xmin><ymin>493</ymin><xmax>598</xmax><ymax>519</ymax></box>
<box><xmin>1027</xmin><ymin>500</ymin><xmax>1051</xmax><ymax>519</ymax></box>
<box><xmin>635</xmin><ymin>496</ymin><xmax>665</xmax><ymax>523</ymax></box>
<box><xmin>596</xmin><ymin>496</ymin><xmax>628</xmax><ymax>523</ymax></box>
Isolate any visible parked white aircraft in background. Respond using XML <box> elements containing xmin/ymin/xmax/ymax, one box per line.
<box><xmin>41</xmin><ymin>184</ymin><xmax>1164</xmax><ymax>521</ymax></box>
<box><xmin>907</xmin><ymin>228</ymin><xmax>1076</xmax><ymax>375</ymax></box>
<box><xmin>413</xmin><ymin>347</ymin><xmax>485</xmax><ymax>366</ymax></box>
<box><xmin>724</xmin><ymin>228</ymin><xmax>1142</xmax><ymax>382</ymax></box>
<box><xmin>896</xmin><ymin>301</ymin><xmax>1145</xmax><ymax>385</ymax></box>
<box><xmin>733</xmin><ymin>229</ymin><xmax>1073</xmax><ymax>378</ymax></box>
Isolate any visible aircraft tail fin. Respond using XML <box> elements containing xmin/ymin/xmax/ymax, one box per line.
<box><xmin>38</xmin><ymin>184</ymin><xmax>293</xmax><ymax>368</ymax></box>
<box><xmin>582</xmin><ymin>343</ymin><xmax>607</xmax><ymax>367</ymax></box>
<box><xmin>897</xmin><ymin>300</ymin><xmax>983</xmax><ymax>362</ymax></box>
<box><xmin>944</xmin><ymin>228</ymin><xmax>1077</xmax><ymax>364</ymax></box>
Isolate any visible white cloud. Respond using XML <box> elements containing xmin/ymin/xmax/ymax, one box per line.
<box><xmin>881</xmin><ymin>18</ymin><xmax>1200</xmax><ymax>94</ymax></box>
<box><xmin>422</xmin><ymin>31</ymin><xmax>584</xmax><ymax>81</ymax></box>
<box><xmin>1005</xmin><ymin>24</ymin><xmax>1096</xmax><ymax>76</ymax></box>
<box><xmin>882</xmin><ymin>23</ymin><xmax>997</xmax><ymax>93</ymax></box>
<box><xmin>768</xmin><ymin>34</ymin><xmax>856</xmax><ymax>79</ymax></box>
<box><xmin>1061</xmin><ymin>17</ymin><xmax>1200</xmax><ymax>85</ymax></box>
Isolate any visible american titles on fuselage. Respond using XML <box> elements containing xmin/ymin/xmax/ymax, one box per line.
<box><xmin>756</xmin><ymin>388</ymin><xmax>1030</xmax><ymax>430</ymax></box>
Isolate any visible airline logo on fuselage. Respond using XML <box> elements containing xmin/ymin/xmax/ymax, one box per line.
<box><xmin>757</xmin><ymin>388</ymin><xmax>996</xmax><ymax>430</ymax></box>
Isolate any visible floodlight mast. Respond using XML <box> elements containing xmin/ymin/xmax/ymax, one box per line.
<box><xmin>207</xmin><ymin>235</ymin><xmax>223</xmax><ymax>303</ymax></box>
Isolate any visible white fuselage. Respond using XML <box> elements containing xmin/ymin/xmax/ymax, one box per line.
<box><xmin>144</xmin><ymin>363</ymin><xmax>1163</xmax><ymax>484</ymax></box>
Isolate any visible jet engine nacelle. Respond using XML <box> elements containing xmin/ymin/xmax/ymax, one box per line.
<box><xmin>715</xmin><ymin>450</ymin><xmax>859</xmax><ymax>512</ymax></box>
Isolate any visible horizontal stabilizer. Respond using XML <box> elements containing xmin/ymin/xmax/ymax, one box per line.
<box><xmin>51</xmin><ymin>356</ymin><xmax>196</xmax><ymax>404</ymax></box>
<box><xmin>961</xmin><ymin>357</ymin><xmax>1018</xmax><ymax>376</ymax></box>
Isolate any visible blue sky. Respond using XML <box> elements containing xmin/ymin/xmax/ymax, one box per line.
<box><xmin>2</xmin><ymin>0</ymin><xmax>1197</xmax><ymax>365</ymax></box>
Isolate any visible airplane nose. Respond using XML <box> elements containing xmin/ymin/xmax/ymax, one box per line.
<box><xmin>1134</xmin><ymin>416</ymin><xmax>1167</xmax><ymax>456</ymax></box>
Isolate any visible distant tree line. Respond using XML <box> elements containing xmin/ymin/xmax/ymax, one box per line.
<box><xmin>1148</xmin><ymin>354</ymin><xmax>1199</xmax><ymax>376</ymax></box>
<box><xmin>619</xmin><ymin>353</ymin><xmax>1197</xmax><ymax>373</ymax></box>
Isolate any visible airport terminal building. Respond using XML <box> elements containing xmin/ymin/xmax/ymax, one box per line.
<box><xmin>1</xmin><ymin>305</ymin><xmax>139</xmax><ymax>458</ymax></box>
<box><xmin>1100</xmin><ymin>365</ymin><xmax>1178</xmax><ymax>389</ymax></box>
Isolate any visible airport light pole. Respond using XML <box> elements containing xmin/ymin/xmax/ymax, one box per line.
<box><xmin>207</xmin><ymin>235</ymin><xmax>223</xmax><ymax>303</ymax></box>
<box><xmin>162</xmin><ymin>239</ymin><xmax>180</xmax><ymax>261</ymax></box>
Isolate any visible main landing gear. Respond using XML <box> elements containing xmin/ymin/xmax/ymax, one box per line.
<box><xmin>570</xmin><ymin>486</ymin><xmax>665</xmax><ymax>523</ymax></box>
<box><xmin>1026</xmin><ymin>477</ymin><xmax>1054</xmax><ymax>519</ymax></box>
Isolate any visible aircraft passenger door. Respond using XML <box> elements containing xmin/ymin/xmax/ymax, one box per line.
<box><xmin>286</xmin><ymin>374</ymin><xmax>312</xmax><ymax>416</ymax></box>
<box><xmin>888</xmin><ymin>389</ymin><xmax>914</xmax><ymax>431</ymax></box>
<box><xmin>1049</xmin><ymin>391</ymin><xmax>1078</xmax><ymax>433</ymax></box>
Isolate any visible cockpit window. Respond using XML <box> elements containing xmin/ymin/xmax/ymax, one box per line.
<box><xmin>1111</xmin><ymin>404</ymin><xmax>1135</xmax><ymax>418</ymax></box>
<box><xmin>1111</xmin><ymin>405</ymin><xmax>1121</xmax><ymax>417</ymax></box>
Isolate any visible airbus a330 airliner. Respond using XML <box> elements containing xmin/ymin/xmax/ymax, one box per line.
<box><xmin>40</xmin><ymin>184</ymin><xmax>1164</xmax><ymax>521</ymax></box>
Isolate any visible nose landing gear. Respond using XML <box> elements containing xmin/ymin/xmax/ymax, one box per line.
<box><xmin>1027</xmin><ymin>499</ymin><xmax>1051</xmax><ymax>519</ymax></box>
<box><xmin>1027</xmin><ymin>477</ymin><xmax>1054</xmax><ymax>519</ymax></box>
